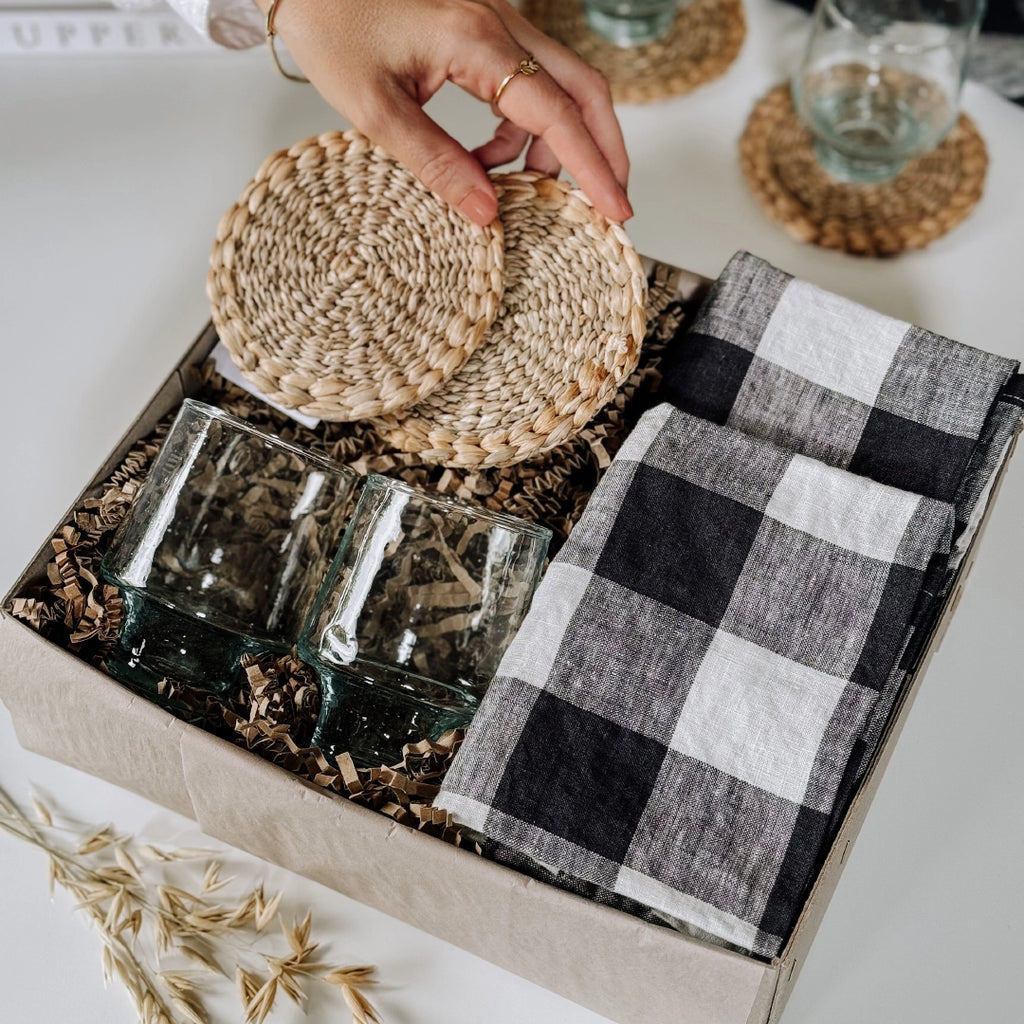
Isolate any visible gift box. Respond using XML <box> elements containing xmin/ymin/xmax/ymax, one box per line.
<box><xmin>0</xmin><ymin>259</ymin><xmax>1017</xmax><ymax>1024</ymax></box>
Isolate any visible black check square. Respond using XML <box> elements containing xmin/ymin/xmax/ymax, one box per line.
<box><xmin>661</xmin><ymin>332</ymin><xmax>753</xmax><ymax>425</ymax></box>
<box><xmin>758</xmin><ymin>802</ymin><xmax>834</xmax><ymax>942</ymax></box>
<box><xmin>491</xmin><ymin>691</ymin><xmax>667</xmax><ymax>865</ymax></box>
<box><xmin>594</xmin><ymin>462</ymin><xmax>763</xmax><ymax>628</ymax></box>
<box><xmin>850</xmin><ymin>562</ymin><xmax>926</xmax><ymax>690</ymax></box>
<box><xmin>849</xmin><ymin>408</ymin><xmax>977</xmax><ymax>503</ymax></box>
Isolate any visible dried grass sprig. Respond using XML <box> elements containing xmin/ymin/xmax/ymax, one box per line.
<box><xmin>0</xmin><ymin>782</ymin><xmax>380</xmax><ymax>1024</ymax></box>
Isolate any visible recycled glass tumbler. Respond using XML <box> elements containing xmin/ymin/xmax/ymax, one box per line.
<box><xmin>582</xmin><ymin>0</ymin><xmax>683</xmax><ymax>46</ymax></box>
<box><xmin>101</xmin><ymin>399</ymin><xmax>357</xmax><ymax>698</ymax></box>
<box><xmin>300</xmin><ymin>475</ymin><xmax>551</xmax><ymax>768</ymax></box>
<box><xmin>792</xmin><ymin>0</ymin><xmax>984</xmax><ymax>183</ymax></box>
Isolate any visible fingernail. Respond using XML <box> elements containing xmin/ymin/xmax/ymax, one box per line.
<box><xmin>459</xmin><ymin>188</ymin><xmax>498</xmax><ymax>226</ymax></box>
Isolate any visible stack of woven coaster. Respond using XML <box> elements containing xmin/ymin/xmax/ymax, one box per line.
<box><xmin>208</xmin><ymin>130</ymin><xmax>648</xmax><ymax>467</ymax></box>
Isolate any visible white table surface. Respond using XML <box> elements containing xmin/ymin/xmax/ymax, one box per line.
<box><xmin>2</xmin><ymin>3</ymin><xmax>1023</xmax><ymax>1022</ymax></box>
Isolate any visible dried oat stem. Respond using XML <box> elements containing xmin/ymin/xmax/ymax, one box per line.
<box><xmin>0</xmin><ymin>782</ymin><xmax>381</xmax><ymax>1024</ymax></box>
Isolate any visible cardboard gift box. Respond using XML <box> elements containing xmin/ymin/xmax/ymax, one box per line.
<box><xmin>0</xmin><ymin>262</ymin><xmax>1017</xmax><ymax>1024</ymax></box>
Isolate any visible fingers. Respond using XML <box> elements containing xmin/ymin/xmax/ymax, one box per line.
<box><xmin>255</xmin><ymin>0</ymin><xmax>631</xmax><ymax>225</ymax></box>
<box><xmin>491</xmin><ymin>3</ymin><xmax>630</xmax><ymax>189</ymax></box>
<box><xmin>446</xmin><ymin>8</ymin><xmax>632</xmax><ymax>221</ymax></box>
<box><xmin>362</xmin><ymin>88</ymin><xmax>500</xmax><ymax>226</ymax></box>
<box><xmin>472</xmin><ymin>119</ymin><xmax>531</xmax><ymax>169</ymax></box>
<box><xmin>473</xmin><ymin>119</ymin><xmax>564</xmax><ymax>181</ymax></box>
<box><xmin>492</xmin><ymin>70</ymin><xmax>632</xmax><ymax>221</ymax></box>
<box><xmin>524</xmin><ymin>135</ymin><xmax>561</xmax><ymax>178</ymax></box>
<box><xmin>536</xmin><ymin>61</ymin><xmax>628</xmax><ymax>189</ymax></box>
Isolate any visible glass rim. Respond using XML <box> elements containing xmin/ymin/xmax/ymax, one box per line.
<box><xmin>177</xmin><ymin>398</ymin><xmax>357</xmax><ymax>480</ymax></box>
<box><xmin>362</xmin><ymin>473</ymin><xmax>553</xmax><ymax>541</ymax></box>
<box><xmin>820</xmin><ymin>0</ymin><xmax>981</xmax><ymax>54</ymax></box>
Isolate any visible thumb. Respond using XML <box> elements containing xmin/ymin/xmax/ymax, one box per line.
<box><xmin>361</xmin><ymin>91</ymin><xmax>499</xmax><ymax>226</ymax></box>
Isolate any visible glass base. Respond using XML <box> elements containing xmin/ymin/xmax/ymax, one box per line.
<box><xmin>309</xmin><ymin>660</ymin><xmax>477</xmax><ymax>769</ymax></box>
<box><xmin>813</xmin><ymin>139</ymin><xmax>907</xmax><ymax>184</ymax></box>
<box><xmin>797</xmin><ymin>64</ymin><xmax>953</xmax><ymax>185</ymax></box>
<box><xmin>583</xmin><ymin>3</ymin><xmax>679</xmax><ymax>47</ymax></box>
<box><xmin>104</xmin><ymin>585</ymin><xmax>273</xmax><ymax>701</ymax></box>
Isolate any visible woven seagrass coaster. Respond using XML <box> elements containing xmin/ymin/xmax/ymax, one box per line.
<box><xmin>373</xmin><ymin>172</ymin><xmax>648</xmax><ymax>468</ymax></box>
<box><xmin>207</xmin><ymin>131</ymin><xmax>505</xmax><ymax>422</ymax></box>
<box><xmin>739</xmin><ymin>84</ymin><xmax>988</xmax><ymax>257</ymax></box>
<box><xmin>522</xmin><ymin>0</ymin><xmax>745</xmax><ymax>104</ymax></box>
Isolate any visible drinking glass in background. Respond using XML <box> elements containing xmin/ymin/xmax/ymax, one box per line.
<box><xmin>582</xmin><ymin>0</ymin><xmax>684</xmax><ymax>46</ymax></box>
<box><xmin>792</xmin><ymin>0</ymin><xmax>985</xmax><ymax>183</ymax></box>
<box><xmin>300</xmin><ymin>475</ymin><xmax>551</xmax><ymax>768</ymax></box>
<box><xmin>102</xmin><ymin>399</ymin><xmax>357</xmax><ymax>698</ymax></box>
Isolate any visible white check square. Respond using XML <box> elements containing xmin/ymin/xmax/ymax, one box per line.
<box><xmin>757</xmin><ymin>280</ymin><xmax>907</xmax><ymax>407</ymax></box>
<box><xmin>670</xmin><ymin>630</ymin><xmax>848</xmax><ymax>804</ymax></box>
<box><xmin>765</xmin><ymin>454</ymin><xmax>922</xmax><ymax>564</ymax></box>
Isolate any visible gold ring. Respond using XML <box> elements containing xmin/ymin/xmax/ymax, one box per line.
<box><xmin>490</xmin><ymin>56</ymin><xmax>541</xmax><ymax>117</ymax></box>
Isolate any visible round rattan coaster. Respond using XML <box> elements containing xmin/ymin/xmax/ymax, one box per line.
<box><xmin>739</xmin><ymin>84</ymin><xmax>988</xmax><ymax>257</ymax></box>
<box><xmin>207</xmin><ymin>131</ymin><xmax>505</xmax><ymax>422</ymax></box>
<box><xmin>522</xmin><ymin>0</ymin><xmax>745</xmax><ymax>104</ymax></box>
<box><xmin>373</xmin><ymin>172</ymin><xmax>648</xmax><ymax>468</ymax></box>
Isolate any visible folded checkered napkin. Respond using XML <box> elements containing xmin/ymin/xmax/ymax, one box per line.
<box><xmin>661</xmin><ymin>251</ymin><xmax>1017</xmax><ymax>523</ymax></box>
<box><xmin>437</xmin><ymin>403</ymin><xmax>954</xmax><ymax>958</ymax></box>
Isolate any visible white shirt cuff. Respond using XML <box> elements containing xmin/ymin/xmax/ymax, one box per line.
<box><xmin>115</xmin><ymin>0</ymin><xmax>266</xmax><ymax>49</ymax></box>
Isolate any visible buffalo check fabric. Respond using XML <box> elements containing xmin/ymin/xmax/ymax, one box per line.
<box><xmin>661</xmin><ymin>251</ymin><xmax>1018</xmax><ymax>520</ymax></box>
<box><xmin>437</xmin><ymin>404</ymin><xmax>955</xmax><ymax>958</ymax></box>
<box><xmin>848</xmin><ymin>374</ymin><xmax>1024</xmax><ymax>787</ymax></box>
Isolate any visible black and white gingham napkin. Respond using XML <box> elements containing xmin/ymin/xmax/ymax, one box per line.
<box><xmin>661</xmin><ymin>252</ymin><xmax>1017</xmax><ymax>526</ymax></box>
<box><xmin>437</xmin><ymin>403</ymin><xmax>955</xmax><ymax>958</ymax></box>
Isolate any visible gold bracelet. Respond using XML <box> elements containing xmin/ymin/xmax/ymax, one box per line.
<box><xmin>265</xmin><ymin>0</ymin><xmax>310</xmax><ymax>83</ymax></box>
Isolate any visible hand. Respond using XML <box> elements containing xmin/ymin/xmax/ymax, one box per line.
<box><xmin>261</xmin><ymin>0</ymin><xmax>632</xmax><ymax>225</ymax></box>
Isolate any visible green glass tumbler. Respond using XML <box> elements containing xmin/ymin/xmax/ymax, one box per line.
<box><xmin>101</xmin><ymin>399</ymin><xmax>357</xmax><ymax>699</ymax></box>
<box><xmin>792</xmin><ymin>0</ymin><xmax>985</xmax><ymax>183</ymax></box>
<box><xmin>301</xmin><ymin>475</ymin><xmax>551</xmax><ymax>767</ymax></box>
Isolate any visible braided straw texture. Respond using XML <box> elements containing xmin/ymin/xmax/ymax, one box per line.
<box><xmin>522</xmin><ymin>0</ymin><xmax>745</xmax><ymax>104</ymax></box>
<box><xmin>373</xmin><ymin>172</ymin><xmax>648</xmax><ymax>468</ymax></box>
<box><xmin>207</xmin><ymin>131</ymin><xmax>505</xmax><ymax>421</ymax></box>
<box><xmin>740</xmin><ymin>84</ymin><xmax>988</xmax><ymax>257</ymax></box>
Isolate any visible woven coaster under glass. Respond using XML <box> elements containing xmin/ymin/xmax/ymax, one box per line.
<box><xmin>522</xmin><ymin>0</ymin><xmax>745</xmax><ymax>104</ymax></box>
<box><xmin>739</xmin><ymin>84</ymin><xmax>988</xmax><ymax>257</ymax></box>
<box><xmin>373</xmin><ymin>172</ymin><xmax>648</xmax><ymax>469</ymax></box>
<box><xmin>207</xmin><ymin>131</ymin><xmax>505</xmax><ymax>422</ymax></box>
